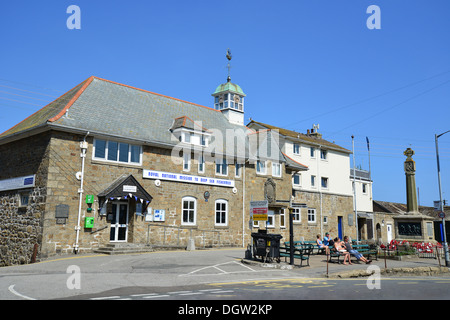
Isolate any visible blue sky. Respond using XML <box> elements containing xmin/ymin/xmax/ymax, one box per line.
<box><xmin>1</xmin><ymin>0</ymin><xmax>449</xmax><ymax>207</ymax></box>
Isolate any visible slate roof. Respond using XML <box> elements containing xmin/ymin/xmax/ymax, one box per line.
<box><xmin>98</xmin><ymin>174</ymin><xmax>152</xmax><ymax>203</ymax></box>
<box><xmin>247</xmin><ymin>120</ymin><xmax>351</xmax><ymax>154</ymax></box>
<box><xmin>0</xmin><ymin>76</ymin><xmax>306</xmax><ymax>170</ymax></box>
<box><xmin>0</xmin><ymin>76</ymin><xmax>244</xmax><ymax>145</ymax></box>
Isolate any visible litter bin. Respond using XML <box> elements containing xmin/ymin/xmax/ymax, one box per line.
<box><xmin>251</xmin><ymin>230</ymin><xmax>282</xmax><ymax>263</ymax></box>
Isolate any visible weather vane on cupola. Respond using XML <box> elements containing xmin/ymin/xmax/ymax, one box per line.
<box><xmin>226</xmin><ymin>48</ymin><xmax>232</xmax><ymax>82</ymax></box>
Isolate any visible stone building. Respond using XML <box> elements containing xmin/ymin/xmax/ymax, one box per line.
<box><xmin>247</xmin><ymin>121</ymin><xmax>357</xmax><ymax>241</ymax></box>
<box><xmin>0</xmin><ymin>75</ymin><xmax>312</xmax><ymax>265</ymax></box>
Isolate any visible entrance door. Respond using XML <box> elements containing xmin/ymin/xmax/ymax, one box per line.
<box><xmin>110</xmin><ymin>202</ymin><xmax>128</xmax><ymax>242</ymax></box>
<box><xmin>387</xmin><ymin>224</ymin><xmax>393</xmax><ymax>243</ymax></box>
<box><xmin>338</xmin><ymin>216</ymin><xmax>343</xmax><ymax>239</ymax></box>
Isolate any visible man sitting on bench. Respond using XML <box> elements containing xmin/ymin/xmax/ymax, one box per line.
<box><xmin>343</xmin><ymin>236</ymin><xmax>372</xmax><ymax>264</ymax></box>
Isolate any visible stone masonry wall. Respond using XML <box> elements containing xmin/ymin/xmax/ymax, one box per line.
<box><xmin>0</xmin><ymin>187</ymin><xmax>45</xmax><ymax>266</ymax></box>
<box><xmin>0</xmin><ymin>132</ymin><xmax>51</xmax><ymax>266</ymax></box>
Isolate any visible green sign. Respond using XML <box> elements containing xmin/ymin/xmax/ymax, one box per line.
<box><xmin>84</xmin><ymin>217</ymin><xmax>94</xmax><ymax>228</ymax></box>
<box><xmin>86</xmin><ymin>195</ymin><xmax>94</xmax><ymax>204</ymax></box>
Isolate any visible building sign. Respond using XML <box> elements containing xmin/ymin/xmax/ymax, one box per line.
<box><xmin>143</xmin><ymin>169</ymin><xmax>235</xmax><ymax>188</ymax></box>
<box><xmin>123</xmin><ymin>185</ymin><xmax>137</xmax><ymax>193</ymax></box>
<box><xmin>250</xmin><ymin>200</ymin><xmax>268</xmax><ymax>221</ymax></box>
<box><xmin>0</xmin><ymin>174</ymin><xmax>35</xmax><ymax>192</ymax></box>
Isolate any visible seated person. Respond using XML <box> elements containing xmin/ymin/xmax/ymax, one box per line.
<box><xmin>334</xmin><ymin>237</ymin><xmax>351</xmax><ymax>265</ymax></box>
<box><xmin>323</xmin><ymin>232</ymin><xmax>331</xmax><ymax>246</ymax></box>
<box><xmin>316</xmin><ymin>234</ymin><xmax>329</xmax><ymax>253</ymax></box>
<box><xmin>343</xmin><ymin>236</ymin><xmax>371</xmax><ymax>264</ymax></box>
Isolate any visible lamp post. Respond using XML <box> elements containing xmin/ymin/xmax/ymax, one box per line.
<box><xmin>435</xmin><ymin>130</ymin><xmax>450</xmax><ymax>267</ymax></box>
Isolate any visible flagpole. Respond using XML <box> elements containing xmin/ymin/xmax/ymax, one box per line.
<box><xmin>352</xmin><ymin>135</ymin><xmax>359</xmax><ymax>242</ymax></box>
<box><xmin>366</xmin><ymin>137</ymin><xmax>371</xmax><ymax>181</ymax></box>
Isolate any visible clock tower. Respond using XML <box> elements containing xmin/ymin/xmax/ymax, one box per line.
<box><xmin>212</xmin><ymin>49</ymin><xmax>246</xmax><ymax>126</ymax></box>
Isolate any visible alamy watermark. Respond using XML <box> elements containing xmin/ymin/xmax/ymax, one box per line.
<box><xmin>169</xmin><ymin>121</ymin><xmax>282</xmax><ymax>167</ymax></box>
<box><xmin>366</xmin><ymin>265</ymin><xmax>381</xmax><ymax>290</ymax></box>
<box><xmin>66</xmin><ymin>265</ymin><xmax>81</xmax><ymax>290</ymax></box>
<box><xmin>367</xmin><ymin>5</ymin><xmax>381</xmax><ymax>30</ymax></box>
<box><xmin>66</xmin><ymin>5</ymin><xmax>81</xmax><ymax>30</ymax></box>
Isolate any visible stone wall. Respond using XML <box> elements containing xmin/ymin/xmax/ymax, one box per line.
<box><xmin>0</xmin><ymin>129</ymin><xmax>361</xmax><ymax>263</ymax></box>
<box><xmin>0</xmin><ymin>132</ymin><xmax>50</xmax><ymax>266</ymax></box>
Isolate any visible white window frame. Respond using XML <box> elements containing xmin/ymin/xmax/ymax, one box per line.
<box><xmin>307</xmin><ymin>208</ymin><xmax>316</xmax><ymax>223</ymax></box>
<box><xmin>311</xmin><ymin>175</ymin><xmax>316</xmax><ymax>188</ymax></box>
<box><xmin>183</xmin><ymin>152</ymin><xmax>191</xmax><ymax>171</ymax></box>
<box><xmin>321</xmin><ymin>177</ymin><xmax>329</xmax><ymax>189</ymax></box>
<box><xmin>215</xmin><ymin>158</ymin><xmax>228</xmax><ymax>176</ymax></box>
<box><xmin>362</xmin><ymin>183</ymin><xmax>367</xmax><ymax>194</ymax></box>
<box><xmin>235</xmin><ymin>162</ymin><xmax>242</xmax><ymax>177</ymax></box>
<box><xmin>293</xmin><ymin>143</ymin><xmax>300</xmax><ymax>155</ymax></box>
<box><xmin>272</xmin><ymin>162</ymin><xmax>282</xmax><ymax>177</ymax></box>
<box><xmin>280</xmin><ymin>209</ymin><xmax>286</xmax><ymax>228</ymax></box>
<box><xmin>266</xmin><ymin>210</ymin><xmax>275</xmax><ymax>228</ymax></box>
<box><xmin>181</xmin><ymin>196</ymin><xmax>196</xmax><ymax>226</ymax></box>
<box><xmin>198</xmin><ymin>154</ymin><xmax>205</xmax><ymax>173</ymax></box>
<box><xmin>293</xmin><ymin>173</ymin><xmax>301</xmax><ymax>187</ymax></box>
<box><xmin>310</xmin><ymin>147</ymin><xmax>315</xmax><ymax>158</ymax></box>
<box><xmin>320</xmin><ymin>149</ymin><xmax>328</xmax><ymax>160</ymax></box>
<box><xmin>292</xmin><ymin>207</ymin><xmax>301</xmax><ymax>222</ymax></box>
<box><xmin>256</xmin><ymin>160</ymin><xmax>267</xmax><ymax>175</ymax></box>
<box><xmin>93</xmin><ymin>138</ymin><xmax>142</xmax><ymax>165</ymax></box>
<box><xmin>19</xmin><ymin>192</ymin><xmax>30</xmax><ymax>207</ymax></box>
<box><xmin>215</xmin><ymin>199</ymin><xmax>228</xmax><ymax>226</ymax></box>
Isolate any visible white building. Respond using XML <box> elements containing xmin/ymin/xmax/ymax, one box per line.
<box><xmin>248</xmin><ymin>121</ymin><xmax>374</xmax><ymax>240</ymax></box>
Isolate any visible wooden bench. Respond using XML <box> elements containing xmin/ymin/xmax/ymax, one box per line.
<box><xmin>328</xmin><ymin>247</ymin><xmax>344</xmax><ymax>263</ymax></box>
<box><xmin>351</xmin><ymin>244</ymin><xmax>378</xmax><ymax>261</ymax></box>
<box><xmin>279</xmin><ymin>244</ymin><xmax>312</xmax><ymax>267</ymax></box>
<box><xmin>329</xmin><ymin>244</ymin><xmax>378</xmax><ymax>263</ymax></box>
<box><xmin>286</xmin><ymin>240</ymin><xmax>328</xmax><ymax>255</ymax></box>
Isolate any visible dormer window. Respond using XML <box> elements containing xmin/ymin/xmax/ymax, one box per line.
<box><xmin>178</xmin><ymin>130</ymin><xmax>209</xmax><ymax>147</ymax></box>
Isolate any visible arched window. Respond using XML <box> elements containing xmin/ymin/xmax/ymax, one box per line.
<box><xmin>182</xmin><ymin>196</ymin><xmax>196</xmax><ymax>225</ymax></box>
<box><xmin>215</xmin><ymin>199</ymin><xmax>228</xmax><ymax>226</ymax></box>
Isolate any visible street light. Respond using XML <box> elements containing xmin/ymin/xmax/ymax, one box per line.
<box><xmin>435</xmin><ymin>130</ymin><xmax>450</xmax><ymax>267</ymax></box>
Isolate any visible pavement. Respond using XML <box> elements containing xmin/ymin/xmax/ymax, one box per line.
<box><xmin>242</xmin><ymin>251</ymin><xmax>450</xmax><ymax>278</ymax></box>
<box><xmin>1</xmin><ymin>247</ymin><xmax>450</xmax><ymax>300</ymax></box>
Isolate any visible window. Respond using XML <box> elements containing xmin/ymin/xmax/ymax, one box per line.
<box><xmin>183</xmin><ymin>152</ymin><xmax>190</xmax><ymax>171</ymax></box>
<box><xmin>272</xmin><ymin>162</ymin><xmax>281</xmax><ymax>177</ymax></box>
<box><xmin>362</xmin><ymin>183</ymin><xmax>367</xmax><ymax>194</ymax></box>
<box><xmin>310</xmin><ymin>147</ymin><xmax>315</xmax><ymax>158</ymax></box>
<box><xmin>107</xmin><ymin>141</ymin><xmax>118</xmax><ymax>161</ymax></box>
<box><xmin>292</xmin><ymin>207</ymin><xmax>301</xmax><ymax>222</ymax></box>
<box><xmin>215</xmin><ymin>158</ymin><xmax>228</xmax><ymax>176</ymax></box>
<box><xmin>293</xmin><ymin>174</ymin><xmax>301</xmax><ymax>187</ymax></box>
<box><xmin>320</xmin><ymin>150</ymin><xmax>328</xmax><ymax>160</ymax></box>
<box><xmin>198</xmin><ymin>155</ymin><xmax>205</xmax><ymax>173</ymax></box>
<box><xmin>293</xmin><ymin>143</ymin><xmax>300</xmax><ymax>155</ymax></box>
<box><xmin>307</xmin><ymin>208</ymin><xmax>316</xmax><ymax>223</ymax></box>
<box><xmin>311</xmin><ymin>175</ymin><xmax>316</xmax><ymax>187</ymax></box>
<box><xmin>19</xmin><ymin>193</ymin><xmax>29</xmax><ymax>207</ymax></box>
<box><xmin>94</xmin><ymin>139</ymin><xmax>142</xmax><ymax>165</ymax></box>
<box><xmin>180</xmin><ymin>131</ymin><xmax>208</xmax><ymax>147</ymax></box>
<box><xmin>280</xmin><ymin>209</ymin><xmax>286</xmax><ymax>228</ymax></box>
<box><xmin>215</xmin><ymin>199</ymin><xmax>228</xmax><ymax>226</ymax></box>
<box><xmin>267</xmin><ymin>210</ymin><xmax>275</xmax><ymax>228</ymax></box>
<box><xmin>235</xmin><ymin>163</ymin><xmax>242</xmax><ymax>177</ymax></box>
<box><xmin>182</xmin><ymin>197</ymin><xmax>196</xmax><ymax>225</ymax></box>
<box><xmin>321</xmin><ymin>177</ymin><xmax>328</xmax><ymax>189</ymax></box>
<box><xmin>256</xmin><ymin>160</ymin><xmax>266</xmax><ymax>174</ymax></box>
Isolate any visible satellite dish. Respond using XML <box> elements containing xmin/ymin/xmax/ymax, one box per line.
<box><xmin>155</xmin><ymin>180</ymin><xmax>161</xmax><ymax>187</ymax></box>
<box><xmin>75</xmin><ymin>172</ymin><xmax>82</xmax><ymax>180</ymax></box>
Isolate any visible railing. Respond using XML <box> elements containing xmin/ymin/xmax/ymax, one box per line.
<box><xmin>146</xmin><ymin>223</ymin><xmax>225</xmax><ymax>248</ymax></box>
